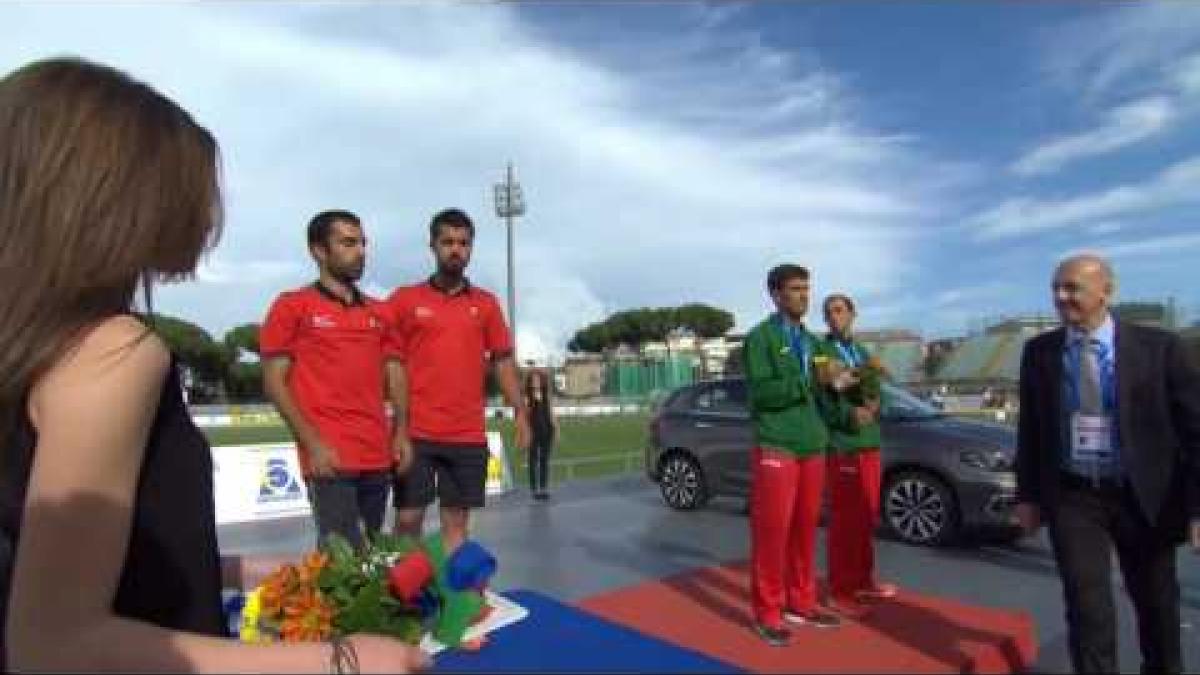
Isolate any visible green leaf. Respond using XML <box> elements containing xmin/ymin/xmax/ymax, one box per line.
<box><xmin>324</xmin><ymin>534</ymin><xmax>358</xmax><ymax>566</ymax></box>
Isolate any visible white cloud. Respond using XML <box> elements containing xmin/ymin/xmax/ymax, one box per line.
<box><xmin>1062</xmin><ymin>232</ymin><xmax>1200</xmax><ymax>261</ymax></box>
<box><xmin>1086</xmin><ymin>221</ymin><xmax>1124</xmax><ymax>236</ymax></box>
<box><xmin>1039</xmin><ymin>3</ymin><xmax>1200</xmax><ymax>101</ymax></box>
<box><xmin>690</xmin><ymin>2</ymin><xmax>749</xmax><ymax>30</ymax></box>
<box><xmin>1011</xmin><ymin>97</ymin><xmax>1175</xmax><ymax>176</ymax></box>
<box><xmin>195</xmin><ymin>258</ymin><xmax>305</xmax><ymax>286</ymax></box>
<box><xmin>1175</xmin><ymin>52</ymin><xmax>1200</xmax><ymax>96</ymax></box>
<box><xmin>0</xmin><ymin>3</ymin><xmax>966</xmax><ymax>354</ymax></box>
<box><xmin>932</xmin><ymin>282</ymin><xmax>1017</xmax><ymax>308</ymax></box>
<box><xmin>972</xmin><ymin>156</ymin><xmax>1200</xmax><ymax>240</ymax></box>
<box><xmin>1020</xmin><ymin>6</ymin><xmax>1200</xmax><ymax>175</ymax></box>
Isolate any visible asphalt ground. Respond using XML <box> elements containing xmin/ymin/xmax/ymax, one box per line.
<box><xmin>219</xmin><ymin>474</ymin><xmax>1200</xmax><ymax>673</ymax></box>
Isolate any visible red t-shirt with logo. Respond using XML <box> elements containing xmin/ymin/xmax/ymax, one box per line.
<box><xmin>385</xmin><ymin>279</ymin><xmax>513</xmax><ymax>445</ymax></box>
<box><xmin>259</xmin><ymin>284</ymin><xmax>398</xmax><ymax>476</ymax></box>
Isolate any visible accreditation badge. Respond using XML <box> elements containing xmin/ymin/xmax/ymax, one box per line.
<box><xmin>1070</xmin><ymin>414</ymin><xmax>1114</xmax><ymax>464</ymax></box>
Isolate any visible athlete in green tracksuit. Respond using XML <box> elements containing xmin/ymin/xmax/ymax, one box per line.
<box><xmin>743</xmin><ymin>265</ymin><xmax>870</xmax><ymax>646</ymax></box>
<box><xmin>821</xmin><ymin>293</ymin><xmax>897</xmax><ymax>617</ymax></box>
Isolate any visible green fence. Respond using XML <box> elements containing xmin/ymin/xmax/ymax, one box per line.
<box><xmin>604</xmin><ymin>356</ymin><xmax>699</xmax><ymax>401</ymax></box>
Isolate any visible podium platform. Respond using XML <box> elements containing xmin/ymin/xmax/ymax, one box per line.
<box><xmin>578</xmin><ymin>562</ymin><xmax>1037</xmax><ymax>674</ymax></box>
<box><xmin>433</xmin><ymin>590</ymin><xmax>741</xmax><ymax>673</ymax></box>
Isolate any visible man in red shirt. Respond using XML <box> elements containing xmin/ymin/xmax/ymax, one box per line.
<box><xmin>386</xmin><ymin>208</ymin><xmax>530</xmax><ymax>552</ymax></box>
<box><xmin>260</xmin><ymin>210</ymin><xmax>400</xmax><ymax>552</ymax></box>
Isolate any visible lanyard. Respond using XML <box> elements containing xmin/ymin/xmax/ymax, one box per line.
<box><xmin>834</xmin><ymin>340</ymin><xmax>860</xmax><ymax>368</ymax></box>
<box><xmin>776</xmin><ymin>316</ymin><xmax>810</xmax><ymax>380</ymax></box>
<box><xmin>1064</xmin><ymin>338</ymin><xmax>1116</xmax><ymax>412</ymax></box>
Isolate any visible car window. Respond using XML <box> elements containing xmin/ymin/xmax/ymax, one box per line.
<box><xmin>881</xmin><ymin>383</ymin><xmax>941</xmax><ymax>420</ymax></box>
<box><xmin>691</xmin><ymin>381</ymin><xmax>747</xmax><ymax>414</ymax></box>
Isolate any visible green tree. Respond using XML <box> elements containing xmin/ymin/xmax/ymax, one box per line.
<box><xmin>568</xmin><ymin>322</ymin><xmax>612</xmax><ymax>353</ymax></box>
<box><xmin>147</xmin><ymin>314</ymin><xmax>231</xmax><ymax>400</ymax></box>
<box><xmin>225</xmin><ymin>361</ymin><xmax>264</xmax><ymax>401</ymax></box>
<box><xmin>223</xmin><ymin>323</ymin><xmax>261</xmax><ymax>357</ymax></box>
<box><xmin>568</xmin><ymin>303</ymin><xmax>735</xmax><ymax>353</ymax></box>
<box><xmin>675</xmin><ymin>303</ymin><xmax>735</xmax><ymax>337</ymax></box>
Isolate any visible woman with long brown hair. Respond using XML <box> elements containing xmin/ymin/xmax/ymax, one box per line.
<box><xmin>521</xmin><ymin>369</ymin><xmax>558</xmax><ymax>500</ymax></box>
<box><xmin>0</xmin><ymin>57</ymin><xmax>426</xmax><ymax>672</ymax></box>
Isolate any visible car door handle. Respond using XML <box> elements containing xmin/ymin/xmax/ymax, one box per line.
<box><xmin>694</xmin><ymin>421</ymin><xmax>713</xmax><ymax>428</ymax></box>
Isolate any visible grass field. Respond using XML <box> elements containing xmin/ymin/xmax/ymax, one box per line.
<box><xmin>201</xmin><ymin>409</ymin><xmax>1013</xmax><ymax>489</ymax></box>
<box><xmin>203</xmin><ymin>413</ymin><xmax>652</xmax><ymax>486</ymax></box>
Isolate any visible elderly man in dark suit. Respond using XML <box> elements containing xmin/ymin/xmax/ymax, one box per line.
<box><xmin>1014</xmin><ymin>253</ymin><xmax>1200</xmax><ymax>674</ymax></box>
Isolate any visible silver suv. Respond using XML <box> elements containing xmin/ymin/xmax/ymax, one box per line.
<box><xmin>645</xmin><ymin>379</ymin><xmax>1020</xmax><ymax>546</ymax></box>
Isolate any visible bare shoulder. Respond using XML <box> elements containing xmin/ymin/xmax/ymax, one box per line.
<box><xmin>77</xmin><ymin>315</ymin><xmax>170</xmax><ymax>371</ymax></box>
<box><xmin>31</xmin><ymin>315</ymin><xmax>170</xmax><ymax>409</ymax></box>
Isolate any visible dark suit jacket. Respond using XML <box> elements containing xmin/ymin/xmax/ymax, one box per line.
<box><xmin>1016</xmin><ymin>320</ymin><xmax>1200</xmax><ymax>541</ymax></box>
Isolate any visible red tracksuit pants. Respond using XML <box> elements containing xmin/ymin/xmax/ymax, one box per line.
<box><xmin>826</xmin><ymin>448</ymin><xmax>882</xmax><ymax>600</ymax></box>
<box><xmin>750</xmin><ymin>447</ymin><xmax>825</xmax><ymax>627</ymax></box>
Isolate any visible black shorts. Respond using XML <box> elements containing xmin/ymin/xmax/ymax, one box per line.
<box><xmin>392</xmin><ymin>439</ymin><xmax>489</xmax><ymax>509</ymax></box>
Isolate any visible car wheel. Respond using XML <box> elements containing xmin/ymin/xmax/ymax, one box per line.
<box><xmin>658</xmin><ymin>452</ymin><xmax>710</xmax><ymax>511</ymax></box>
<box><xmin>882</xmin><ymin>470</ymin><xmax>960</xmax><ymax>546</ymax></box>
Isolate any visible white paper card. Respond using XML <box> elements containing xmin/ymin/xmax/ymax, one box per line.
<box><xmin>1071</xmin><ymin>414</ymin><xmax>1114</xmax><ymax>463</ymax></box>
<box><xmin>419</xmin><ymin>590</ymin><xmax>530</xmax><ymax>656</ymax></box>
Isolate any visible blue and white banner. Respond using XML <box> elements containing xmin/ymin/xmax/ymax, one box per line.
<box><xmin>212</xmin><ymin>443</ymin><xmax>311</xmax><ymax>525</ymax></box>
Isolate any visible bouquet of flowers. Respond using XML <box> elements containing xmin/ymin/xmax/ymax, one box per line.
<box><xmin>812</xmin><ymin>354</ymin><xmax>851</xmax><ymax>391</ymax></box>
<box><xmin>814</xmin><ymin>352</ymin><xmax>888</xmax><ymax>407</ymax></box>
<box><xmin>232</xmin><ymin>532</ymin><xmax>506</xmax><ymax>653</ymax></box>
<box><xmin>856</xmin><ymin>355</ymin><xmax>889</xmax><ymax>406</ymax></box>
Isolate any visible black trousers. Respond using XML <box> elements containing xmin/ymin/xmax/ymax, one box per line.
<box><xmin>528</xmin><ymin>433</ymin><xmax>553</xmax><ymax>493</ymax></box>
<box><xmin>306</xmin><ymin>470</ymin><xmax>391</xmax><ymax>551</ymax></box>
<box><xmin>1046</xmin><ymin>474</ymin><xmax>1182</xmax><ymax>674</ymax></box>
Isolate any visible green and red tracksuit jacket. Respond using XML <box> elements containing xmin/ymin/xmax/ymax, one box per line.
<box><xmin>821</xmin><ymin>334</ymin><xmax>883</xmax><ymax>455</ymax></box>
<box><xmin>742</xmin><ymin>315</ymin><xmax>857</xmax><ymax>458</ymax></box>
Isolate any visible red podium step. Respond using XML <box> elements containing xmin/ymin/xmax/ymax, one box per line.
<box><xmin>578</xmin><ymin>562</ymin><xmax>1036</xmax><ymax>674</ymax></box>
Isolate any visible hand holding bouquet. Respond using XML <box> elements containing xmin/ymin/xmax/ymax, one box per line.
<box><xmin>235</xmin><ymin>532</ymin><xmax>502</xmax><ymax>653</ymax></box>
<box><xmin>813</xmin><ymin>355</ymin><xmax>858</xmax><ymax>392</ymax></box>
<box><xmin>857</xmin><ymin>354</ymin><xmax>889</xmax><ymax>406</ymax></box>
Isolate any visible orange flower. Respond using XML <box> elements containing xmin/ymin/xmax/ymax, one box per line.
<box><xmin>279</xmin><ymin>587</ymin><xmax>334</xmax><ymax>642</ymax></box>
<box><xmin>258</xmin><ymin>561</ymin><xmax>312</xmax><ymax>620</ymax></box>
<box><xmin>258</xmin><ymin>578</ymin><xmax>287</xmax><ymax>620</ymax></box>
<box><xmin>247</xmin><ymin>551</ymin><xmax>344</xmax><ymax>642</ymax></box>
<box><xmin>276</xmin><ymin>564</ymin><xmax>300</xmax><ymax>587</ymax></box>
<box><xmin>298</xmin><ymin>552</ymin><xmax>329</xmax><ymax>585</ymax></box>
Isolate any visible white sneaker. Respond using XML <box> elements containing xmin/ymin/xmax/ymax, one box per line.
<box><xmin>782</xmin><ymin>609</ymin><xmax>842</xmax><ymax>628</ymax></box>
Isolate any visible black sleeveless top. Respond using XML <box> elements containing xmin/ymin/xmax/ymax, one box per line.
<box><xmin>0</xmin><ymin>358</ymin><xmax>226</xmax><ymax>664</ymax></box>
<box><xmin>530</xmin><ymin>395</ymin><xmax>554</xmax><ymax>441</ymax></box>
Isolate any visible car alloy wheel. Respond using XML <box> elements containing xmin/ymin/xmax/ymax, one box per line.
<box><xmin>660</xmin><ymin>453</ymin><xmax>708</xmax><ymax>510</ymax></box>
<box><xmin>884</xmin><ymin>471</ymin><xmax>958</xmax><ymax>546</ymax></box>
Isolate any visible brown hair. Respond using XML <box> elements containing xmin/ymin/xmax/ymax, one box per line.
<box><xmin>0</xmin><ymin>57</ymin><xmax>223</xmax><ymax>434</ymax></box>
<box><xmin>766</xmin><ymin>264</ymin><xmax>809</xmax><ymax>292</ymax></box>
<box><xmin>522</xmin><ymin>368</ymin><xmax>552</xmax><ymax>405</ymax></box>
<box><xmin>823</xmin><ymin>293</ymin><xmax>856</xmax><ymax>316</ymax></box>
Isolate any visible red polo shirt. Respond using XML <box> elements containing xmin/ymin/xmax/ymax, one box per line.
<box><xmin>259</xmin><ymin>283</ymin><xmax>398</xmax><ymax>476</ymax></box>
<box><xmin>385</xmin><ymin>278</ymin><xmax>513</xmax><ymax>445</ymax></box>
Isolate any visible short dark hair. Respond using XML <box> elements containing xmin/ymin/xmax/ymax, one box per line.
<box><xmin>307</xmin><ymin>210</ymin><xmax>361</xmax><ymax>248</ymax></box>
<box><xmin>429</xmin><ymin>208</ymin><xmax>475</xmax><ymax>241</ymax></box>
<box><xmin>766</xmin><ymin>264</ymin><xmax>810</xmax><ymax>293</ymax></box>
<box><xmin>823</xmin><ymin>293</ymin><xmax>856</xmax><ymax>315</ymax></box>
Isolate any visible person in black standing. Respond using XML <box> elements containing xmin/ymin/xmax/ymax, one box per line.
<box><xmin>523</xmin><ymin>369</ymin><xmax>559</xmax><ymax>501</ymax></box>
<box><xmin>1014</xmin><ymin>253</ymin><xmax>1200</xmax><ymax>674</ymax></box>
<box><xmin>0</xmin><ymin>57</ymin><xmax>426</xmax><ymax>672</ymax></box>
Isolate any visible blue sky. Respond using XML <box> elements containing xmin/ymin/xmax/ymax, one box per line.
<box><xmin>3</xmin><ymin>2</ymin><xmax>1198</xmax><ymax>361</ymax></box>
